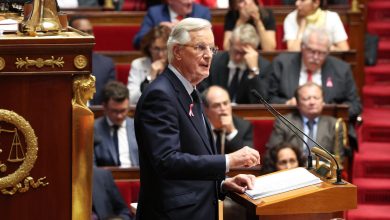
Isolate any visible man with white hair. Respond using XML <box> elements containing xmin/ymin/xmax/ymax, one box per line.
<box><xmin>200</xmin><ymin>23</ymin><xmax>272</xmax><ymax>103</ymax></box>
<box><xmin>134</xmin><ymin>18</ymin><xmax>260</xmax><ymax>220</ymax></box>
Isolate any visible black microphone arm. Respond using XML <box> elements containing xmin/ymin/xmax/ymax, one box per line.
<box><xmin>250</xmin><ymin>90</ymin><xmax>344</xmax><ymax>185</ymax></box>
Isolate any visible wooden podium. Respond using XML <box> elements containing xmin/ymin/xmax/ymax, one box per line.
<box><xmin>229</xmin><ymin>170</ymin><xmax>357</xmax><ymax>220</ymax></box>
<box><xmin>0</xmin><ymin>29</ymin><xmax>95</xmax><ymax>219</ymax></box>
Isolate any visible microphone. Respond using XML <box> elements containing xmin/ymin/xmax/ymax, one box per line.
<box><xmin>250</xmin><ymin>90</ymin><xmax>345</xmax><ymax>185</ymax></box>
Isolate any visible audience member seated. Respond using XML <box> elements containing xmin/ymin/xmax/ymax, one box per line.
<box><xmin>269</xmin><ymin>26</ymin><xmax>361</xmax><ymax>122</ymax></box>
<box><xmin>202</xmin><ymin>85</ymin><xmax>253</xmax><ymax>154</ymax></box>
<box><xmin>283</xmin><ymin>0</ymin><xmax>349</xmax><ymax>51</ymax></box>
<box><xmin>92</xmin><ymin>167</ymin><xmax>133</xmax><ymax>220</ymax></box>
<box><xmin>223</xmin><ymin>0</ymin><xmax>276</xmax><ymax>51</ymax></box>
<box><xmin>194</xmin><ymin>0</ymin><xmax>229</xmax><ymax>8</ymax></box>
<box><xmin>200</xmin><ymin>24</ymin><xmax>272</xmax><ymax>103</ymax></box>
<box><xmin>69</xmin><ymin>16</ymin><xmax>116</xmax><ymax>105</ymax></box>
<box><xmin>266</xmin><ymin>82</ymin><xmax>347</xmax><ymax>163</ymax></box>
<box><xmin>133</xmin><ymin>0</ymin><xmax>211</xmax><ymax>49</ymax></box>
<box><xmin>261</xmin><ymin>143</ymin><xmax>306</xmax><ymax>175</ymax></box>
<box><xmin>94</xmin><ymin>81</ymin><xmax>139</xmax><ymax>167</ymax></box>
<box><xmin>127</xmin><ymin>25</ymin><xmax>170</xmax><ymax>105</ymax></box>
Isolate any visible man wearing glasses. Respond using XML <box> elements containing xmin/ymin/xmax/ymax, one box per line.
<box><xmin>134</xmin><ymin>18</ymin><xmax>260</xmax><ymax>220</ymax></box>
<box><xmin>268</xmin><ymin>26</ymin><xmax>361</xmax><ymax>122</ymax></box>
<box><xmin>94</xmin><ymin>81</ymin><xmax>139</xmax><ymax>167</ymax></box>
<box><xmin>200</xmin><ymin>24</ymin><xmax>272</xmax><ymax>104</ymax></box>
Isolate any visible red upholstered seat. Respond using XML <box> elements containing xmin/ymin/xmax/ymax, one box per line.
<box><xmin>93</xmin><ymin>25</ymin><xmax>140</xmax><ymax>51</ymax></box>
<box><xmin>212</xmin><ymin>24</ymin><xmax>224</xmax><ymax>51</ymax></box>
<box><xmin>122</xmin><ymin>0</ymin><xmax>146</xmax><ymax>11</ymax></box>
<box><xmin>250</xmin><ymin>119</ymin><xmax>275</xmax><ymax>155</ymax></box>
<box><xmin>115</xmin><ymin>180</ymin><xmax>140</xmax><ymax>208</ymax></box>
<box><xmin>115</xmin><ymin>64</ymin><xmax>131</xmax><ymax>85</ymax></box>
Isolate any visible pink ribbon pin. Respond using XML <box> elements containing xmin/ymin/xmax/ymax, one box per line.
<box><xmin>189</xmin><ymin>103</ymin><xmax>194</xmax><ymax>117</ymax></box>
<box><xmin>326</xmin><ymin>77</ymin><xmax>333</xmax><ymax>87</ymax></box>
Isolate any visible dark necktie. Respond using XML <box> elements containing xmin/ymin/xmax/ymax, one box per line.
<box><xmin>112</xmin><ymin>125</ymin><xmax>121</xmax><ymax>166</ymax></box>
<box><xmin>191</xmin><ymin>89</ymin><xmax>208</xmax><ymax>137</ymax></box>
<box><xmin>214</xmin><ymin>129</ymin><xmax>222</xmax><ymax>154</ymax></box>
<box><xmin>306</xmin><ymin>120</ymin><xmax>316</xmax><ymax>153</ymax></box>
<box><xmin>228</xmin><ymin>67</ymin><xmax>240</xmax><ymax>101</ymax></box>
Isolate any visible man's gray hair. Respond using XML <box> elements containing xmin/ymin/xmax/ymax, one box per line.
<box><xmin>302</xmin><ymin>26</ymin><xmax>332</xmax><ymax>49</ymax></box>
<box><xmin>167</xmin><ymin>18</ymin><xmax>212</xmax><ymax>63</ymax></box>
<box><xmin>230</xmin><ymin>24</ymin><xmax>260</xmax><ymax>48</ymax></box>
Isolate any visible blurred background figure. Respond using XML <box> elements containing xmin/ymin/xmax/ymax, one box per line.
<box><xmin>223</xmin><ymin>0</ymin><xmax>276</xmax><ymax>51</ymax></box>
<box><xmin>92</xmin><ymin>167</ymin><xmax>133</xmax><ymax>220</ymax></box>
<box><xmin>69</xmin><ymin>16</ymin><xmax>116</xmax><ymax>105</ymax></box>
<box><xmin>283</xmin><ymin>0</ymin><xmax>348</xmax><ymax>5</ymax></box>
<box><xmin>267</xmin><ymin>82</ymin><xmax>347</xmax><ymax>163</ymax></box>
<box><xmin>127</xmin><ymin>25</ymin><xmax>171</xmax><ymax>105</ymax></box>
<box><xmin>261</xmin><ymin>143</ymin><xmax>307</xmax><ymax>174</ymax></box>
<box><xmin>201</xmin><ymin>24</ymin><xmax>271</xmax><ymax>103</ymax></box>
<box><xmin>94</xmin><ymin>81</ymin><xmax>139</xmax><ymax>167</ymax></box>
<box><xmin>283</xmin><ymin>0</ymin><xmax>349</xmax><ymax>51</ymax></box>
<box><xmin>133</xmin><ymin>0</ymin><xmax>211</xmax><ymax>49</ymax></box>
<box><xmin>202</xmin><ymin>85</ymin><xmax>253</xmax><ymax>154</ymax></box>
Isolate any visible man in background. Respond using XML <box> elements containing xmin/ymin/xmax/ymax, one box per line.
<box><xmin>94</xmin><ymin>81</ymin><xmax>139</xmax><ymax>167</ymax></box>
<box><xmin>133</xmin><ymin>0</ymin><xmax>211</xmax><ymax>49</ymax></box>
<box><xmin>202</xmin><ymin>85</ymin><xmax>253</xmax><ymax>154</ymax></box>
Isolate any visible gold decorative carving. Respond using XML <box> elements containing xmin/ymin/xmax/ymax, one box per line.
<box><xmin>74</xmin><ymin>55</ymin><xmax>88</xmax><ymax>70</ymax></box>
<box><xmin>15</xmin><ymin>56</ymin><xmax>64</xmax><ymax>69</ymax></box>
<box><xmin>0</xmin><ymin>109</ymin><xmax>48</xmax><ymax>194</ymax></box>
<box><xmin>0</xmin><ymin>57</ymin><xmax>5</xmax><ymax>71</ymax></box>
<box><xmin>1</xmin><ymin>176</ymin><xmax>49</xmax><ymax>195</ymax></box>
<box><xmin>72</xmin><ymin>75</ymin><xmax>95</xmax><ymax>219</ymax></box>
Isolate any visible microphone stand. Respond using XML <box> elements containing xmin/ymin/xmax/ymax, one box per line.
<box><xmin>251</xmin><ymin>90</ymin><xmax>345</xmax><ymax>185</ymax></box>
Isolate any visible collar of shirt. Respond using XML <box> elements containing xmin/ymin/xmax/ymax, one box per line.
<box><xmin>302</xmin><ymin>116</ymin><xmax>319</xmax><ymax>126</ymax></box>
<box><xmin>168</xmin><ymin>64</ymin><xmax>194</xmax><ymax>98</ymax></box>
<box><xmin>299</xmin><ymin>61</ymin><xmax>322</xmax><ymax>86</ymax></box>
<box><xmin>227</xmin><ymin>60</ymin><xmax>247</xmax><ymax>70</ymax></box>
<box><xmin>105</xmin><ymin>117</ymin><xmax>127</xmax><ymax>130</ymax></box>
<box><xmin>168</xmin><ymin>7</ymin><xmax>183</xmax><ymax>22</ymax></box>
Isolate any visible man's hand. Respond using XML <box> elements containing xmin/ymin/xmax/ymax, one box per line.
<box><xmin>219</xmin><ymin>114</ymin><xmax>235</xmax><ymax>134</ymax></box>
<box><xmin>228</xmin><ymin>146</ymin><xmax>260</xmax><ymax>169</ymax></box>
<box><xmin>243</xmin><ymin>45</ymin><xmax>259</xmax><ymax>71</ymax></box>
<box><xmin>223</xmin><ymin>174</ymin><xmax>256</xmax><ymax>193</ymax></box>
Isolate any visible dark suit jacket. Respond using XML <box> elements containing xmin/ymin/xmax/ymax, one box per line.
<box><xmin>223</xmin><ymin>116</ymin><xmax>253</xmax><ymax>154</ymax></box>
<box><xmin>133</xmin><ymin>3</ymin><xmax>211</xmax><ymax>49</ymax></box>
<box><xmin>266</xmin><ymin>112</ymin><xmax>345</xmax><ymax>160</ymax></box>
<box><xmin>200</xmin><ymin>51</ymin><xmax>272</xmax><ymax>103</ymax></box>
<box><xmin>94</xmin><ymin>117</ymin><xmax>139</xmax><ymax>167</ymax></box>
<box><xmin>92</xmin><ymin>167</ymin><xmax>132</xmax><ymax>220</ymax></box>
<box><xmin>268</xmin><ymin>52</ymin><xmax>361</xmax><ymax>119</ymax></box>
<box><xmin>134</xmin><ymin>68</ymin><xmax>226</xmax><ymax>220</ymax></box>
<box><xmin>90</xmin><ymin>53</ymin><xmax>116</xmax><ymax>105</ymax></box>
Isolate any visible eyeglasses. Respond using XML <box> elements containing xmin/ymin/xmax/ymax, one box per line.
<box><xmin>150</xmin><ymin>46</ymin><xmax>167</xmax><ymax>54</ymax></box>
<box><xmin>303</xmin><ymin>45</ymin><xmax>328</xmax><ymax>58</ymax></box>
<box><xmin>181</xmin><ymin>43</ymin><xmax>219</xmax><ymax>55</ymax></box>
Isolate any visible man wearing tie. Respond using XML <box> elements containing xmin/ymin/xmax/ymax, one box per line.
<box><xmin>266</xmin><ymin>82</ymin><xmax>346</xmax><ymax>162</ymax></box>
<box><xmin>202</xmin><ymin>85</ymin><xmax>253</xmax><ymax>154</ymax></box>
<box><xmin>134</xmin><ymin>18</ymin><xmax>260</xmax><ymax>220</ymax></box>
<box><xmin>200</xmin><ymin>24</ymin><xmax>272</xmax><ymax>104</ymax></box>
<box><xmin>94</xmin><ymin>81</ymin><xmax>139</xmax><ymax>167</ymax></box>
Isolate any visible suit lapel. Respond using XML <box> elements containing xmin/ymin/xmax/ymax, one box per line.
<box><xmin>165</xmin><ymin>70</ymin><xmax>214</xmax><ymax>154</ymax></box>
<box><xmin>290</xmin><ymin>54</ymin><xmax>301</xmax><ymax>97</ymax></box>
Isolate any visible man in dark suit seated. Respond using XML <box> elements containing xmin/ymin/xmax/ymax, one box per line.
<box><xmin>202</xmin><ymin>85</ymin><xmax>253</xmax><ymax>154</ymax></box>
<box><xmin>92</xmin><ymin>167</ymin><xmax>133</xmax><ymax>220</ymax></box>
<box><xmin>200</xmin><ymin>24</ymin><xmax>272</xmax><ymax>104</ymax></box>
<box><xmin>134</xmin><ymin>18</ymin><xmax>260</xmax><ymax>220</ymax></box>
<box><xmin>94</xmin><ymin>81</ymin><xmax>139</xmax><ymax>167</ymax></box>
<box><xmin>133</xmin><ymin>0</ymin><xmax>211</xmax><ymax>49</ymax></box>
<box><xmin>69</xmin><ymin>16</ymin><xmax>116</xmax><ymax>105</ymax></box>
<box><xmin>266</xmin><ymin>82</ymin><xmax>347</xmax><ymax>163</ymax></box>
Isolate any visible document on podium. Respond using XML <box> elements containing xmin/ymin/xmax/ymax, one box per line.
<box><xmin>245</xmin><ymin>167</ymin><xmax>322</xmax><ymax>200</ymax></box>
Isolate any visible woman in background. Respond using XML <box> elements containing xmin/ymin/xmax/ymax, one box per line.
<box><xmin>223</xmin><ymin>0</ymin><xmax>276</xmax><ymax>51</ymax></box>
<box><xmin>284</xmin><ymin>0</ymin><xmax>349</xmax><ymax>51</ymax></box>
<box><xmin>127</xmin><ymin>25</ymin><xmax>171</xmax><ymax>105</ymax></box>
<box><xmin>261</xmin><ymin>142</ymin><xmax>307</xmax><ymax>174</ymax></box>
